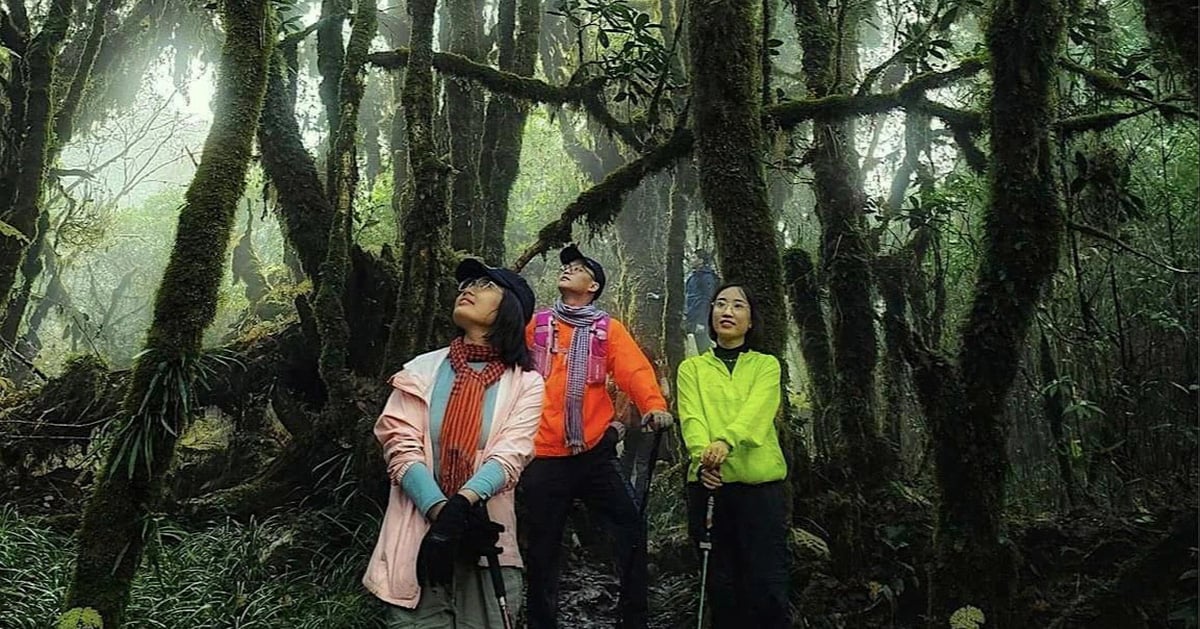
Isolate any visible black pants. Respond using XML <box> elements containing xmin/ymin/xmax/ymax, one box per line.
<box><xmin>518</xmin><ymin>442</ymin><xmax>649</xmax><ymax>629</ymax></box>
<box><xmin>687</xmin><ymin>481</ymin><xmax>790</xmax><ymax>629</ymax></box>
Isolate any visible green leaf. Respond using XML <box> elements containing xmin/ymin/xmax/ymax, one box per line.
<box><xmin>598</xmin><ymin>29</ymin><xmax>610</xmax><ymax>48</ymax></box>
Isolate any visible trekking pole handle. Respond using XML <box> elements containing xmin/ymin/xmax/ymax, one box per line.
<box><xmin>698</xmin><ymin>491</ymin><xmax>715</xmax><ymax>550</ymax></box>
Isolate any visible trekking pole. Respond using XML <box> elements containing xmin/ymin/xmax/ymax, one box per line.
<box><xmin>696</xmin><ymin>490</ymin><xmax>715</xmax><ymax>629</ymax></box>
<box><xmin>484</xmin><ymin>550</ymin><xmax>515</xmax><ymax>629</ymax></box>
<box><xmin>477</xmin><ymin>500</ymin><xmax>514</xmax><ymax>629</ymax></box>
<box><xmin>638</xmin><ymin>428</ymin><xmax>665</xmax><ymax>519</ymax></box>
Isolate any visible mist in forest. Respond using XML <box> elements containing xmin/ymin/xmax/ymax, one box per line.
<box><xmin>0</xmin><ymin>0</ymin><xmax>1196</xmax><ymax>627</ymax></box>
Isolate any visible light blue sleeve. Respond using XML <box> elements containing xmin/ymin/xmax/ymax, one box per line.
<box><xmin>400</xmin><ymin>463</ymin><xmax>448</xmax><ymax>516</ymax></box>
<box><xmin>461</xmin><ymin>460</ymin><xmax>506</xmax><ymax>501</ymax></box>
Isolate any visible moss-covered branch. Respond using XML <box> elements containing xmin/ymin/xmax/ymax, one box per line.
<box><xmin>767</xmin><ymin>60</ymin><xmax>987</xmax><ymax>130</ymax></box>
<box><xmin>509</xmin><ymin>129</ymin><xmax>694</xmax><ymax>272</ymax></box>
<box><xmin>64</xmin><ymin>0</ymin><xmax>272</xmax><ymax>625</ymax></box>
<box><xmin>368</xmin><ymin>48</ymin><xmax>599</xmax><ymax>105</ymax></box>
<box><xmin>1053</xmin><ymin>104</ymin><xmax>1196</xmax><ymax>136</ymax></box>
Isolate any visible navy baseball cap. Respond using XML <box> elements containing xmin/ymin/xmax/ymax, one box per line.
<box><xmin>455</xmin><ymin>258</ymin><xmax>536</xmax><ymax>323</ymax></box>
<box><xmin>559</xmin><ymin>243</ymin><xmax>606</xmax><ymax>301</ymax></box>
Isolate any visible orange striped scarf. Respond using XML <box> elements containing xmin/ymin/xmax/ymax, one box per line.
<box><xmin>438</xmin><ymin>337</ymin><xmax>506</xmax><ymax>496</ymax></box>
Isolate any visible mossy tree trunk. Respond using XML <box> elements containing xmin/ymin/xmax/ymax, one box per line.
<box><xmin>477</xmin><ymin>0</ymin><xmax>540</xmax><ymax>263</ymax></box>
<box><xmin>906</xmin><ymin>0</ymin><xmax>1066</xmax><ymax>623</ymax></box>
<box><xmin>445</xmin><ymin>0</ymin><xmax>484</xmax><ymax>252</ymax></box>
<box><xmin>662</xmin><ymin>161</ymin><xmax>697</xmax><ymax>382</ymax></box>
<box><xmin>0</xmin><ymin>0</ymin><xmax>73</xmax><ymax>319</ymax></box>
<box><xmin>318</xmin><ymin>0</ymin><xmax>346</xmax><ymax>182</ymax></box>
<box><xmin>64</xmin><ymin>1</ymin><xmax>272</xmax><ymax>624</ymax></box>
<box><xmin>258</xmin><ymin>52</ymin><xmax>334</xmax><ymax>280</ymax></box>
<box><xmin>382</xmin><ymin>0</ymin><xmax>412</xmax><ymax>240</ymax></box>
<box><xmin>790</xmin><ymin>0</ymin><xmax>892</xmax><ymax>485</ymax></box>
<box><xmin>688</xmin><ymin>0</ymin><xmax>787</xmax><ymax>359</ymax></box>
<box><xmin>320</xmin><ymin>0</ymin><xmax>376</xmax><ymax>403</ymax></box>
<box><xmin>383</xmin><ymin>0</ymin><xmax>452</xmax><ymax>368</ymax></box>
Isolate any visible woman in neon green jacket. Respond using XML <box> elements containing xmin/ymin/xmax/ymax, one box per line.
<box><xmin>676</xmin><ymin>282</ymin><xmax>790</xmax><ymax>628</ymax></box>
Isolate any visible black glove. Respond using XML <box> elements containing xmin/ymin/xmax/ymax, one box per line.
<box><xmin>461</xmin><ymin>503</ymin><xmax>504</xmax><ymax>561</ymax></box>
<box><xmin>416</xmin><ymin>494</ymin><xmax>472</xmax><ymax>586</ymax></box>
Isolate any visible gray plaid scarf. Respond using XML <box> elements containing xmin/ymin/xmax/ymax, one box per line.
<box><xmin>553</xmin><ymin>299</ymin><xmax>602</xmax><ymax>453</ymax></box>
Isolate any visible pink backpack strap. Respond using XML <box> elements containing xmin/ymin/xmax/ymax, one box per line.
<box><xmin>586</xmin><ymin>314</ymin><xmax>610</xmax><ymax>384</ymax></box>
<box><xmin>531</xmin><ymin>309</ymin><xmax>554</xmax><ymax>378</ymax></box>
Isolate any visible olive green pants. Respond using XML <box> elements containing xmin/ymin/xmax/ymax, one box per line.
<box><xmin>384</xmin><ymin>565</ymin><xmax>523</xmax><ymax>629</ymax></box>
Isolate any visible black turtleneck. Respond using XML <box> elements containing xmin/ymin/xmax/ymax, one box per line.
<box><xmin>712</xmin><ymin>342</ymin><xmax>748</xmax><ymax>374</ymax></box>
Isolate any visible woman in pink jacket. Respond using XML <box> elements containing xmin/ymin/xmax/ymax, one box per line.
<box><xmin>364</xmin><ymin>259</ymin><xmax>545</xmax><ymax>628</ymax></box>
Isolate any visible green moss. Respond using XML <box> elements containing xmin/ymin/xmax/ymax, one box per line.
<box><xmin>56</xmin><ymin>607</ymin><xmax>103</xmax><ymax>629</ymax></box>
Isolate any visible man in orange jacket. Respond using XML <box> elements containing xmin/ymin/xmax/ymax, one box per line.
<box><xmin>519</xmin><ymin>244</ymin><xmax>673</xmax><ymax>629</ymax></box>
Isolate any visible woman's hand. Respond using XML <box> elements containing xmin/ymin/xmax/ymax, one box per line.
<box><xmin>699</xmin><ymin>466</ymin><xmax>723</xmax><ymax>490</ymax></box>
<box><xmin>700</xmin><ymin>440</ymin><xmax>730</xmax><ymax>468</ymax></box>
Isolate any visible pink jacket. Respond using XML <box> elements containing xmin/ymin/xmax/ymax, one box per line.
<box><xmin>362</xmin><ymin>347</ymin><xmax>545</xmax><ymax>608</ymax></box>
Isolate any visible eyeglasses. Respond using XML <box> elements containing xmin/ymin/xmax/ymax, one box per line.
<box><xmin>559</xmin><ymin>263</ymin><xmax>594</xmax><ymax>278</ymax></box>
<box><xmin>458</xmin><ymin>277</ymin><xmax>500</xmax><ymax>293</ymax></box>
<box><xmin>712</xmin><ymin>299</ymin><xmax>749</xmax><ymax>313</ymax></box>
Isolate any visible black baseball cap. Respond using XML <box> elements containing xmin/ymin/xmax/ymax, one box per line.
<box><xmin>560</xmin><ymin>243</ymin><xmax>606</xmax><ymax>301</ymax></box>
<box><xmin>455</xmin><ymin>258</ymin><xmax>536</xmax><ymax>323</ymax></box>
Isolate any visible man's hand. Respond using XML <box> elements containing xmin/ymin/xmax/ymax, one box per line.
<box><xmin>700</xmin><ymin>440</ymin><xmax>730</xmax><ymax>468</ymax></box>
<box><xmin>641</xmin><ymin>410</ymin><xmax>674</xmax><ymax>431</ymax></box>
<box><xmin>699</xmin><ymin>466</ymin><xmax>723</xmax><ymax>490</ymax></box>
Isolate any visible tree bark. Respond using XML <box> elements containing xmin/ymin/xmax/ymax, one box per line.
<box><xmin>444</xmin><ymin>0</ymin><xmax>484</xmax><ymax>252</ymax></box>
<box><xmin>63</xmin><ymin>1</ymin><xmax>271</xmax><ymax>624</ymax></box>
<box><xmin>688</xmin><ymin>0</ymin><xmax>787</xmax><ymax>359</ymax></box>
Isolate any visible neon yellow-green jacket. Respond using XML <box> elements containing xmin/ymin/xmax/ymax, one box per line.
<box><xmin>676</xmin><ymin>349</ymin><xmax>787</xmax><ymax>484</ymax></box>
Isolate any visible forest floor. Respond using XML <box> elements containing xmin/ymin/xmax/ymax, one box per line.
<box><xmin>1</xmin><ymin>458</ymin><xmax>1195</xmax><ymax>628</ymax></box>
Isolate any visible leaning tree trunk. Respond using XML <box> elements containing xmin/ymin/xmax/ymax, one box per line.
<box><xmin>383</xmin><ymin>0</ymin><xmax>452</xmax><ymax>368</ymax></box>
<box><xmin>258</xmin><ymin>51</ymin><xmax>334</xmax><ymax>281</ymax></box>
<box><xmin>688</xmin><ymin>0</ymin><xmax>787</xmax><ymax>358</ymax></box>
<box><xmin>63</xmin><ymin>2</ymin><xmax>271</xmax><ymax>624</ymax></box>
<box><xmin>477</xmin><ymin>0</ymin><xmax>540</xmax><ymax>264</ymax></box>
<box><xmin>914</xmin><ymin>0</ymin><xmax>1066</xmax><ymax>624</ymax></box>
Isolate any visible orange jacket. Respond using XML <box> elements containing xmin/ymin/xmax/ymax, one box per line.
<box><xmin>525</xmin><ymin>314</ymin><xmax>667</xmax><ymax>457</ymax></box>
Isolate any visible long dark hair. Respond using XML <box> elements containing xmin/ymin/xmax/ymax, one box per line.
<box><xmin>466</xmin><ymin>288</ymin><xmax>533</xmax><ymax>371</ymax></box>
<box><xmin>706</xmin><ymin>282</ymin><xmax>763</xmax><ymax>351</ymax></box>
